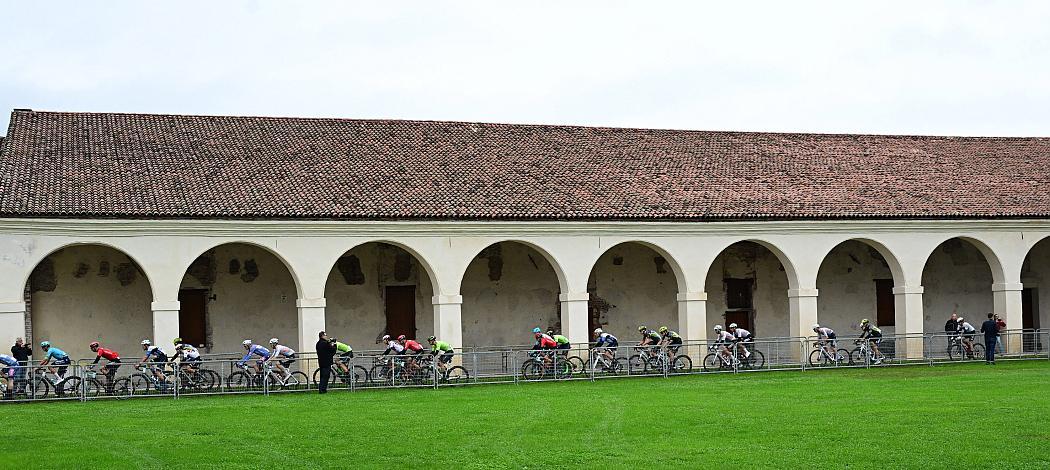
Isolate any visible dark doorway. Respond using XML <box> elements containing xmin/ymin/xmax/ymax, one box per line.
<box><xmin>178</xmin><ymin>289</ymin><xmax>208</xmax><ymax>347</ymax></box>
<box><xmin>724</xmin><ymin>278</ymin><xmax>754</xmax><ymax>332</ymax></box>
<box><xmin>875</xmin><ymin>279</ymin><xmax>895</xmax><ymax>327</ymax></box>
<box><xmin>1022</xmin><ymin>288</ymin><xmax>1037</xmax><ymax>330</ymax></box>
<box><xmin>385</xmin><ymin>286</ymin><xmax>417</xmax><ymax>338</ymax></box>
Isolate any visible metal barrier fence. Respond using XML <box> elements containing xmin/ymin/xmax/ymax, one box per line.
<box><xmin>2</xmin><ymin>330</ymin><xmax>1047</xmax><ymax>403</ymax></box>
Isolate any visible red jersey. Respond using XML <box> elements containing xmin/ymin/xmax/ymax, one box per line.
<box><xmin>538</xmin><ymin>335</ymin><xmax>557</xmax><ymax>349</ymax></box>
<box><xmin>404</xmin><ymin>340</ymin><xmax>423</xmax><ymax>352</ymax></box>
<box><xmin>96</xmin><ymin>347</ymin><xmax>120</xmax><ymax>361</ymax></box>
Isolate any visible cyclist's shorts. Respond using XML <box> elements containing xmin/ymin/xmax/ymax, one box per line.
<box><xmin>279</xmin><ymin>354</ymin><xmax>296</xmax><ymax>368</ymax></box>
<box><xmin>556</xmin><ymin>343</ymin><xmax>571</xmax><ymax>350</ymax></box>
<box><xmin>963</xmin><ymin>333</ymin><xmax>976</xmax><ymax>340</ymax></box>
<box><xmin>53</xmin><ymin>357</ymin><xmax>71</xmax><ymax>375</ymax></box>
<box><xmin>868</xmin><ymin>337</ymin><xmax>882</xmax><ymax>345</ymax></box>
<box><xmin>184</xmin><ymin>357</ymin><xmax>202</xmax><ymax>366</ymax></box>
<box><xmin>668</xmin><ymin>337</ymin><xmax>683</xmax><ymax>346</ymax></box>
<box><xmin>439</xmin><ymin>351</ymin><xmax>454</xmax><ymax>364</ymax></box>
<box><xmin>338</xmin><ymin>351</ymin><xmax>354</xmax><ymax>359</ymax></box>
<box><xmin>739</xmin><ymin>335</ymin><xmax>754</xmax><ymax>343</ymax></box>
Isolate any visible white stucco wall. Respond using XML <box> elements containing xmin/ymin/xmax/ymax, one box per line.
<box><xmin>705</xmin><ymin>242</ymin><xmax>791</xmax><ymax>338</ymax></box>
<box><xmin>1021</xmin><ymin>238</ymin><xmax>1050</xmax><ymax>330</ymax></box>
<box><xmin>589</xmin><ymin>243</ymin><xmax>677</xmax><ymax>340</ymax></box>
<box><xmin>816</xmin><ymin>240</ymin><xmax>893</xmax><ymax>334</ymax></box>
<box><xmin>28</xmin><ymin>245</ymin><xmax>152</xmax><ymax>360</ymax></box>
<box><xmin>921</xmin><ymin>239</ymin><xmax>994</xmax><ymax>333</ymax></box>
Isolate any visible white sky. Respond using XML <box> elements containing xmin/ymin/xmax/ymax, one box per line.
<box><xmin>2</xmin><ymin>1</ymin><xmax>1049</xmax><ymax>136</ymax></box>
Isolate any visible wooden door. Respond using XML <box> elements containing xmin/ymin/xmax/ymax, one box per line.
<box><xmin>177</xmin><ymin>289</ymin><xmax>207</xmax><ymax>347</ymax></box>
<box><xmin>385</xmin><ymin>286</ymin><xmax>417</xmax><ymax>338</ymax></box>
<box><xmin>723</xmin><ymin>311</ymin><xmax>753</xmax><ymax>332</ymax></box>
<box><xmin>875</xmin><ymin>279</ymin><xmax>895</xmax><ymax>326</ymax></box>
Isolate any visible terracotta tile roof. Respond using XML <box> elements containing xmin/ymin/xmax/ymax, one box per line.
<box><xmin>1</xmin><ymin>109</ymin><xmax>1049</xmax><ymax>221</ymax></box>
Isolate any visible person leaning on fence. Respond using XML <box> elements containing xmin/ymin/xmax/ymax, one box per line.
<box><xmin>981</xmin><ymin>314</ymin><xmax>998</xmax><ymax>365</ymax></box>
<box><xmin>944</xmin><ymin>312</ymin><xmax>959</xmax><ymax>346</ymax></box>
<box><xmin>315</xmin><ymin>331</ymin><xmax>336</xmax><ymax>394</ymax></box>
<box><xmin>994</xmin><ymin>315</ymin><xmax>1006</xmax><ymax>354</ymax></box>
<box><xmin>11</xmin><ymin>338</ymin><xmax>31</xmax><ymax>393</ymax></box>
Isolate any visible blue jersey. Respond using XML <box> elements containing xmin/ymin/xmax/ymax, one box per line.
<box><xmin>596</xmin><ymin>333</ymin><xmax>618</xmax><ymax>347</ymax></box>
<box><xmin>44</xmin><ymin>347</ymin><xmax>69</xmax><ymax>361</ymax></box>
<box><xmin>240</xmin><ymin>345</ymin><xmax>270</xmax><ymax>364</ymax></box>
<box><xmin>0</xmin><ymin>354</ymin><xmax>17</xmax><ymax>366</ymax></box>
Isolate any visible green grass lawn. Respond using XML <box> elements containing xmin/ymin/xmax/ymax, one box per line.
<box><xmin>5</xmin><ymin>361</ymin><xmax>1050</xmax><ymax>469</ymax></box>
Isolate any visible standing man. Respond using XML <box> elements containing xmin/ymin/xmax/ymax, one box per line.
<box><xmin>10</xmin><ymin>338</ymin><xmax>31</xmax><ymax>394</ymax></box>
<box><xmin>316</xmin><ymin>331</ymin><xmax>336</xmax><ymax>394</ymax></box>
<box><xmin>980</xmin><ymin>313</ymin><xmax>998</xmax><ymax>365</ymax></box>
<box><xmin>944</xmin><ymin>312</ymin><xmax>959</xmax><ymax>347</ymax></box>
<box><xmin>994</xmin><ymin>314</ymin><xmax>1006</xmax><ymax>354</ymax></box>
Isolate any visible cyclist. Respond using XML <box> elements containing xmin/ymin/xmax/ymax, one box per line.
<box><xmin>428</xmin><ymin>336</ymin><xmax>455</xmax><ymax>370</ymax></box>
<box><xmin>237</xmin><ymin>340</ymin><xmax>271</xmax><ymax>375</ymax></box>
<box><xmin>530</xmin><ymin>328</ymin><xmax>554</xmax><ymax>349</ymax></box>
<box><xmin>398</xmin><ymin>335</ymin><xmax>426</xmax><ymax>373</ymax></box>
<box><xmin>171</xmin><ymin>338</ymin><xmax>202</xmax><ymax>375</ymax></box>
<box><xmin>713</xmin><ymin>325</ymin><xmax>735</xmax><ymax>360</ymax></box>
<box><xmin>728</xmin><ymin>323</ymin><xmax>753</xmax><ymax>358</ymax></box>
<box><xmin>658</xmin><ymin>326</ymin><xmax>682</xmax><ymax>362</ymax></box>
<box><xmin>534</xmin><ymin>331</ymin><xmax>558</xmax><ymax>367</ymax></box>
<box><xmin>39</xmin><ymin>341</ymin><xmax>71</xmax><ymax>379</ymax></box>
<box><xmin>957</xmin><ymin>317</ymin><xmax>977</xmax><ymax>358</ymax></box>
<box><xmin>0</xmin><ymin>353</ymin><xmax>17</xmax><ymax>398</ymax></box>
<box><xmin>330</xmin><ymin>338</ymin><xmax>354</xmax><ymax>375</ymax></box>
<box><xmin>593</xmin><ymin>328</ymin><xmax>619</xmax><ymax>364</ymax></box>
<box><xmin>812</xmin><ymin>324</ymin><xmax>837</xmax><ymax>358</ymax></box>
<box><xmin>857</xmin><ymin>319</ymin><xmax>884</xmax><ymax>364</ymax></box>
<box><xmin>552</xmin><ymin>332</ymin><xmax>571</xmax><ymax>351</ymax></box>
<box><xmin>137</xmin><ymin>340</ymin><xmax>170</xmax><ymax>387</ymax></box>
<box><xmin>88</xmin><ymin>341</ymin><xmax>121</xmax><ymax>389</ymax></box>
<box><xmin>266</xmin><ymin>338</ymin><xmax>297</xmax><ymax>378</ymax></box>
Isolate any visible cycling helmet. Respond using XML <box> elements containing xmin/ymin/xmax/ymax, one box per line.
<box><xmin>532</xmin><ymin>327</ymin><xmax>541</xmax><ymax>334</ymax></box>
<box><xmin>173</xmin><ymin>337</ymin><xmax>183</xmax><ymax>345</ymax></box>
<box><xmin>141</xmin><ymin>339</ymin><xmax>152</xmax><ymax>346</ymax></box>
<box><xmin>381</xmin><ymin>334</ymin><xmax>391</xmax><ymax>342</ymax></box>
<box><xmin>89</xmin><ymin>341</ymin><xmax>100</xmax><ymax>349</ymax></box>
<box><xmin>658</xmin><ymin>326</ymin><xmax>668</xmax><ymax>333</ymax></box>
<box><xmin>728</xmin><ymin>323</ymin><xmax>738</xmax><ymax>329</ymax></box>
<box><xmin>427</xmin><ymin>335</ymin><xmax>436</xmax><ymax>342</ymax></box>
<box><xmin>714</xmin><ymin>325</ymin><xmax>723</xmax><ymax>331</ymax></box>
<box><xmin>637</xmin><ymin>325</ymin><xmax>647</xmax><ymax>332</ymax></box>
<box><xmin>534</xmin><ymin>332</ymin><xmax>542</xmax><ymax>338</ymax></box>
<box><xmin>593</xmin><ymin>328</ymin><xmax>603</xmax><ymax>335</ymax></box>
<box><xmin>546</xmin><ymin>329</ymin><xmax>554</xmax><ymax>336</ymax></box>
<box><xmin>40</xmin><ymin>341</ymin><xmax>51</xmax><ymax>348</ymax></box>
<box><xmin>269</xmin><ymin>338</ymin><xmax>279</xmax><ymax>344</ymax></box>
<box><xmin>242</xmin><ymin>339</ymin><xmax>253</xmax><ymax>346</ymax></box>
<box><xmin>812</xmin><ymin>324</ymin><xmax>821</xmax><ymax>330</ymax></box>
<box><xmin>397</xmin><ymin>334</ymin><xmax>407</xmax><ymax>341</ymax></box>
<box><xmin>957</xmin><ymin>317</ymin><xmax>964</xmax><ymax>322</ymax></box>
<box><xmin>860</xmin><ymin>319</ymin><xmax>869</xmax><ymax>324</ymax></box>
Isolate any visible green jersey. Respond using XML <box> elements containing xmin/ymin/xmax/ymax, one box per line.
<box><xmin>553</xmin><ymin>334</ymin><xmax>569</xmax><ymax>345</ymax></box>
<box><xmin>334</xmin><ymin>342</ymin><xmax>352</xmax><ymax>353</ymax></box>
<box><xmin>432</xmin><ymin>341</ymin><xmax>453</xmax><ymax>352</ymax></box>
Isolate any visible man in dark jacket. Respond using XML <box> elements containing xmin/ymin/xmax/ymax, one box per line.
<box><xmin>944</xmin><ymin>312</ymin><xmax>959</xmax><ymax>347</ymax></box>
<box><xmin>980</xmin><ymin>313</ymin><xmax>998</xmax><ymax>365</ymax></box>
<box><xmin>11</xmin><ymin>337</ymin><xmax>31</xmax><ymax>393</ymax></box>
<box><xmin>316</xmin><ymin>331</ymin><xmax>336</xmax><ymax>394</ymax></box>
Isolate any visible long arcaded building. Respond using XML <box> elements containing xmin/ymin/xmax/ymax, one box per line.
<box><xmin>0</xmin><ymin>109</ymin><xmax>1048</xmax><ymax>359</ymax></box>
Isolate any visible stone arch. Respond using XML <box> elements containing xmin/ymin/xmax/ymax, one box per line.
<box><xmin>586</xmin><ymin>241</ymin><xmax>683</xmax><ymax>339</ymax></box>
<box><xmin>179</xmin><ymin>240</ymin><xmax>304</xmax><ymax>299</ymax></box>
<box><xmin>320</xmin><ymin>239</ymin><xmax>441</xmax><ymax>296</ymax></box>
<box><xmin>703</xmin><ymin>239</ymin><xmax>796</xmax><ymax>338</ymax></box>
<box><xmin>21</xmin><ymin>241</ymin><xmax>156</xmax><ymax>299</ymax></box>
<box><xmin>814</xmin><ymin>238</ymin><xmax>902</xmax><ymax>332</ymax></box>
<box><xmin>920</xmin><ymin>236</ymin><xmax>998</xmax><ymax>333</ymax></box>
<box><xmin>456</xmin><ymin>239</ymin><xmax>570</xmax><ymax>294</ymax></box>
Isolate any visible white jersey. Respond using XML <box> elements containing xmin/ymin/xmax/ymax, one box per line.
<box><xmin>387</xmin><ymin>340</ymin><xmax>405</xmax><ymax>353</ymax></box>
<box><xmin>733</xmin><ymin>328</ymin><xmax>752</xmax><ymax>339</ymax></box>
<box><xmin>716</xmin><ymin>331</ymin><xmax>735</xmax><ymax>343</ymax></box>
<box><xmin>959</xmin><ymin>322</ymin><xmax>976</xmax><ymax>333</ymax></box>
<box><xmin>272</xmin><ymin>345</ymin><xmax>295</xmax><ymax>357</ymax></box>
<box><xmin>176</xmin><ymin>344</ymin><xmax>200</xmax><ymax>360</ymax></box>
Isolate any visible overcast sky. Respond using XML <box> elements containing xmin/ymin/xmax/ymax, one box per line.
<box><xmin>2</xmin><ymin>1</ymin><xmax>1049</xmax><ymax>136</ymax></box>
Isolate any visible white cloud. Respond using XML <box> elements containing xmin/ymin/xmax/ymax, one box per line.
<box><xmin>1</xmin><ymin>0</ymin><xmax>1048</xmax><ymax>136</ymax></box>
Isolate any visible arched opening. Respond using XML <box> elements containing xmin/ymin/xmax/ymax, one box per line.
<box><xmin>816</xmin><ymin>240</ymin><xmax>898</xmax><ymax>334</ymax></box>
<box><xmin>921</xmin><ymin>238</ymin><xmax>994</xmax><ymax>333</ymax></box>
<box><xmin>178</xmin><ymin>243</ymin><xmax>298</xmax><ymax>354</ymax></box>
<box><xmin>587</xmin><ymin>242</ymin><xmax>679</xmax><ymax>340</ymax></box>
<box><xmin>26</xmin><ymin>244</ymin><xmax>153</xmax><ymax>359</ymax></box>
<box><xmin>1020</xmin><ymin>237</ymin><xmax>1050</xmax><ymax>351</ymax></box>
<box><xmin>460</xmin><ymin>241</ymin><xmax>560</xmax><ymax>347</ymax></box>
<box><xmin>705</xmin><ymin>241</ymin><xmax>791</xmax><ymax>338</ymax></box>
<box><xmin>324</xmin><ymin>242</ymin><xmax>436</xmax><ymax>349</ymax></box>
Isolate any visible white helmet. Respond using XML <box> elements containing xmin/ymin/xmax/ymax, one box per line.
<box><xmin>728</xmin><ymin>323</ymin><xmax>738</xmax><ymax>329</ymax></box>
<box><xmin>812</xmin><ymin>324</ymin><xmax>821</xmax><ymax>330</ymax></box>
<box><xmin>242</xmin><ymin>339</ymin><xmax>253</xmax><ymax>346</ymax></box>
<box><xmin>381</xmin><ymin>334</ymin><xmax>391</xmax><ymax>342</ymax></box>
<box><xmin>714</xmin><ymin>325</ymin><xmax>723</xmax><ymax>331</ymax></box>
<box><xmin>269</xmin><ymin>338</ymin><xmax>279</xmax><ymax>344</ymax></box>
<box><xmin>593</xmin><ymin>328</ymin><xmax>603</xmax><ymax>335</ymax></box>
<box><xmin>141</xmin><ymin>339</ymin><xmax>152</xmax><ymax>346</ymax></box>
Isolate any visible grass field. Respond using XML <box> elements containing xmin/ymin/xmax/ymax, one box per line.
<box><xmin>5</xmin><ymin>361</ymin><xmax>1050</xmax><ymax>469</ymax></box>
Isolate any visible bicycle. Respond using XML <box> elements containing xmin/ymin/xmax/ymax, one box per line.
<box><xmin>731</xmin><ymin>342</ymin><xmax>765</xmax><ymax>369</ymax></box>
<box><xmin>808</xmin><ymin>341</ymin><xmax>850</xmax><ymax>367</ymax></box>
<box><xmin>1</xmin><ymin>366</ymin><xmax>50</xmax><ymax>400</ymax></box>
<box><xmin>313</xmin><ymin>357</ymin><xmax>370</xmax><ymax>388</ymax></box>
<box><xmin>30</xmin><ymin>366</ymin><xmax>85</xmax><ymax>398</ymax></box>
<box><xmin>172</xmin><ymin>362</ymin><xmax>222</xmax><ymax>392</ymax></box>
<box><xmin>702</xmin><ymin>344</ymin><xmax>739</xmax><ymax>371</ymax></box>
<box><xmin>520</xmin><ymin>350</ymin><xmax>571</xmax><ymax>380</ymax></box>
<box><xmin>589</xmin><ymin>348</ymin><xmax>624</xmax><ymax>375</ymax></box>
<box><xmin>129</xmin><ymin>365</ymin><xmax>175</xmax><ymax>394</ymax></box>
<box><xmin>850</xmin><ymin>339</ymin><xmax>885</xmax><ymax>365</ymax></box>
<box><xmin>628</xmin><ymin>346</ymin><xmax>691</xmax><ymax>373</ymax></box>
<box><xmin>417</xmin><ymin>354</ymin><xmax>470</xmax><ymax>384</ymax></box>
<box><xmin>947</xmin><ymin>335</ymin><xmax>985</xmax><ymax>361</ymax></box>
<box><xmin>261</xmin><ymin>362</ymin><xmax>309</xmax><ymax>390</ymax></box>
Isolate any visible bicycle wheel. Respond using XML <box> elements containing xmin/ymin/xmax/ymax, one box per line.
<box><xmin>808</xmin><ymin>349</ymin><xmax>827</xmax><ymax>367</ymax></box>
<box><xmin>56</xmin><ymin>376</ymin><xmax>82</xmax><ymax>398</ymax></box>
<box><xmin>567</xmin><ymin>356</ymin><xmax>586</xmax><ymax>373</ymax></box>
<box><xmin>555</xmin><ymin>360</ymin><xmax>572</xmax><ymax>379</ymax></box>
<box><xmin>201</xmin><ymin>369</ymin><xmax>222</xmax><ymax>391</ymax></box>
<box><xmin>522</xmin><ymin>361</ymin><xmax>543</xmax><ymax>380</ymax></box>
<box><xmin>849</xmin><ymin>348</ymin><xmax>865</xmax><ymax>365</ymax></box>
<box><xmin>748</xmin><ymin>350</ymin><xmax>765</xmax><ymax>369</ymax></box>
<box><xmin>84</xmin><ymin>378</ymin><xmax>104</xmax><ymax>398</ymax></box>
<box><xmin>947</xmin><ymin>344</ymin><xmax>962</xmax><ymax>361</ymax></box>
<box><xmin>971</xmin><ymin>343</ymin><xmax>986</xmax><ymax>361</ymax></box>
<box><xmin>287</xmin><ymin>371</ymin><xmax>310</xmax><ymax>390</ymax></box>
<box><xmin>444</xmin><ymin>366</ymin><xmax>469</xmax><ymax>384</ymax></box>
<box><xmin>371</xmin><ymin>364</ymin><xmax>392</xmax><ymax>385</ymax></box>
<box><xmin>352</xmin><ymin>365</ymin><xmax>370</xmax><ymax>386</ymax></box>
<box><xmin>130</xmin><ymin>373</ymin><xmax>152</xmax><ymax>394</ymax></box>
<box><xmin>672</xmin><ymin>355</ymin><xmax>692</xmax><ymax>372</ymax></box>
<box><xmin>702</xmin><ymin>353</ymin><xmax>722</xmax><ymax>372</ymax></box>
<box><xmin>29</xmin><ymin>377</ymin><xmax>50</xmax><ymax>399</ymax></box>
<box><xmin>226</xmin><ymin>371</ymin><xmax>251</xmax><ymax>390</ymax></box>
<box><xmin>111</xmin><ymin>377</ymin><xmax>132</xmax><ymax>399</ymax></box>
<box><xmin>627</xmin><ymin>355</ymin><xmax>645</xmax><ymax>374</ymax></box>
<box><xmin>412</xmin><ymin>366</ymin><xmax>435</xmax><ymax>385</ymax></box>
<box><xmin>835</xmin><ymin>349</ymin><xmax>850</xmax><ymax>365</ymax></box>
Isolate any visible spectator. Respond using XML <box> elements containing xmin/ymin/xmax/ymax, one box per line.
<box><xmin>11</xmin><ymin>337</ymin><xmax>31</xmax><ymax>393</ymax></box>
<box><xmin>994</xmin><ymin>314</ymin><xmax>1006</xmax><ymax>354</ymax></box>
<box><xmin>944</xmin><ymin>312</ymin><xmax>959</xmax><ymax>347</ymax></box>
<box><xmin>980</xmin><ymin>313</ymin><xmax>998</xmax><ymax>365</ymax></box>
<box><xmin>315</xmin><ymin>331</ymin><xmax>336</xmax><ymax>394</ymax></box>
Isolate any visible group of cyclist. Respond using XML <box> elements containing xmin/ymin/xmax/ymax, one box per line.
<box><xmin>375</xmin><ymin>334</ymin><xmax>457</xmax><ymax>376</ymax></box>
<box><xmin>944</xmin><ymin>312</ymin><xmax>980</xmax><ymax>357</ymax></box>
